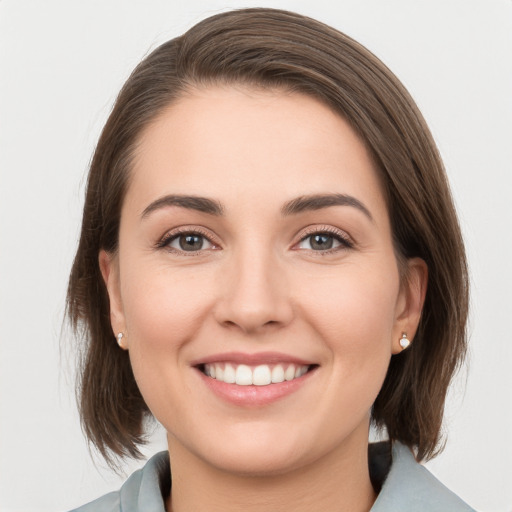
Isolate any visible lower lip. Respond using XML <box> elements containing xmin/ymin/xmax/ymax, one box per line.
<box><xmin>196</xmin><ymin>368</ymin><xmax>315</xmax><ymax>407</ymax></box>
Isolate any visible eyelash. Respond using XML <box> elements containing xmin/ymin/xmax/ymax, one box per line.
<box><xmin>296</xmin><ymin>226</ymin><xmax>354</xmax><ymax>254</ymax></box>
<box><xmin>156</xmin><ymin>225</ymin><xmax>353</xmax><ymax>256</ymax></box>
<box><xmin>156</xmin><ymin>227</ymin><xmax>219</xmax><ymax>256</ymax></box>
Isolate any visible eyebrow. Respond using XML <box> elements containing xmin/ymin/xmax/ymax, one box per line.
<box><xmin>141</xmin><ymin>193</ymin><xmax>372</xmax><ymax>221</ymax></box>
<box><xmin>141</xmin><ymin>195</ymin><xmax>224</xmax><ymax>218</ymax></box>
<box><xmin>280</xmin><ymin>193</ymin><xmax>373</xmax><ymax>221</ymax></box>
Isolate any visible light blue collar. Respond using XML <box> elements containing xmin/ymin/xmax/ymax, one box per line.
<box><xmin>71</xmin><ymin>441</ymin><xmax>475</xmax><ymax>511</ymax></box>
<box><xmin>370</xmin><ymin>442</ymin><xmax>475</xmax><ymax>511</ymax></box>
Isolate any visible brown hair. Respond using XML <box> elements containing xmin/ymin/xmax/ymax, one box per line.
<box><xmin>67</xmin><ymin>7</ymin><xmax>468</xmax><ymax>466</ymax></box>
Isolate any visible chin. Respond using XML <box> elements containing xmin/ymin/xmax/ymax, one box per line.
<box><xmin>187</xmin><ymin>420</ymin><xmax>336</xmax><ymax>478</ymax></box>
<box><xmin>203</xmin><ymin>445</ymin><xmax>308</xmax><ymax>477</ymax></box>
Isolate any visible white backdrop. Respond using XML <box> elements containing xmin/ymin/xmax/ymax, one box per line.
<box><xmin>1</xmin><ymin>1</ymin><xmax>511</xmax><ymax>511</ymax></box>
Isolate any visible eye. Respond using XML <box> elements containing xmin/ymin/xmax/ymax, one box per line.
<box><xmin>158</xmin><ymin>229</ymin><xmax>218</xmax><ymax>254</ymax></box>
<box><xmin>296</xmin><ymin>229</ymin><xmax>353</xmax><ymax>252</ymax></box>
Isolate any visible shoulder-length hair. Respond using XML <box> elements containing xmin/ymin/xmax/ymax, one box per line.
<box><xmin>67</xmin><ymin>7</ymin><xmax>468</xmax><ymax>466</ymax></box>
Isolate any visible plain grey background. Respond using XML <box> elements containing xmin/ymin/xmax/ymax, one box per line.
<box><xmin>1</xmin><ymin>1</ymin><xmax>511</xmax><ymax>511</ymax></box>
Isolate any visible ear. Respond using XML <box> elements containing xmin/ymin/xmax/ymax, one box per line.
<box><xmin>99</xmin><ymin>249</ymin><xmax>127</xmax><ymax>349</ymax></box>
<box><xmin>391</xmin><ymin>257</ymin><xmax>428</xmax><ymax>354</ymax></box>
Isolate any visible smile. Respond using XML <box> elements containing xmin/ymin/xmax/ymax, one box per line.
<box><xmin>192</xmin><ymin>352</ymin><xmax>318</xmax><ymax>406</ymax></box>
<box><xmin>203</xmin><ymin>363</ymin><xmax>310</xmax><ymax>386</ymax></box>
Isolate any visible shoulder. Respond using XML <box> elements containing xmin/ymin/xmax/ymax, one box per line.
<box><xmin>68</xmin><ymin>491</ymin><xmax>120</xmax><ymax>512</ymax></box>
<box><xmin>68</xmin><ymin>451</ymin><xmax>170</xmax><ymax>512</ymax></box>
<box><xmin>371</xmin><ymin>442</ymin><xmax>476</xmax><ymax>512</ymax></box>
<box><xmin>68</xmin><ymin>445</ymin><xmax>475</xmax><ymax>512</ymax></box>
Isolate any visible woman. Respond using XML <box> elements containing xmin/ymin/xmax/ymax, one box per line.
<box><xmin>67</xmin><ymin>8</ymin><xmax>474</xmax><ymax>511</ymax></box>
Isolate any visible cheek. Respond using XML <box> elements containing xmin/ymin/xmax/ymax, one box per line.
<box><xmin>121</xmin><ymin>263</ymin><xmax>213</xmax><ymax>344</ymax></box>
<box><xmin>297</xmin><ymin>259</ymin><xmax>399</xmax><ymax>368</ymax></box>
<box><xmin>119</xmin><ymin>262</ymin><xmax>217</xmax><ymax>410</ymax></box>
<box><xmin>120</xmin><ymin>263</ymin><xmax>218</xmax><ymax>416</ymax></box>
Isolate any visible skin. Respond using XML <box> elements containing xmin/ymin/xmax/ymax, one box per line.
<box><xmin>100</xmin><ymin>86</ymin><xmax>427</xmax><ymax>512</ymax></box>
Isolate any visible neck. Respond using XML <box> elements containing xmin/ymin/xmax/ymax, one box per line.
<box><xmin>166</xmin><ymin>430</ymin><xmax>376</xmax><ymax>512</ymax></box>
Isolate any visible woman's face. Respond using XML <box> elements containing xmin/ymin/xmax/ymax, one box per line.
<box><xmin>102</xmin><ymin>86</ymin><xmax>425</xmax><ymax>476</ymax></box>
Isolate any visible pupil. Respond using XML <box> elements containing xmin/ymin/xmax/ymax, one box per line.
<box><xmin>311</xmin><ymin>234</ymin><xmax>333</xmax><ymax>250</ymax></box>
<box><xmin>179</xmin><ymin>234</ymin><xmax>203</xmax><ymax>251</ymax></box>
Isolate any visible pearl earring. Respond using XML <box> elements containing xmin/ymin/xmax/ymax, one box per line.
<box><xmin>399</xmin><ymin>333</ymin><xmax>411</xmax><ymax>350</ymax></box>
<box><xmin>116</xmin><ymin>332</ymin><xmax>125</xmax><ymax>349</ymax></box>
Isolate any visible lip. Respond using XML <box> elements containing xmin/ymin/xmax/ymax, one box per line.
<box><xmin>190</xmin><ymin>351</ymin><xmax>315</xmax><ymax>366</ymax></box>
<box><xmin>192</xmin><ymin>352</ymin><xmax>318</xmax><ymax>407</ymax></box>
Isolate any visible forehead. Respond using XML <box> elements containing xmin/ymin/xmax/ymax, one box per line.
<box><xmin>128</xmin><ymin>86</ymin><xmax>386</xmax><ymax>219</ymax></box>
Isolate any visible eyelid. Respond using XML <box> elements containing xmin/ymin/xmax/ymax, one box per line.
<box><xmin>156</xmin><ymin>226</ymin><xmax>221</xmax><ymax>254</ymax></box>
<box><xmin>293</xmin><ymin>225</ymin><xmax>354</xmax><ymax>251</ymax></box>
<box><xmin>155</xmin><ymin>224</ymin><xmax>353</xmax><ymax>255</ymax></box>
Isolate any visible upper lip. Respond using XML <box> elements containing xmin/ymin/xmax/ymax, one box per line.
<box><xmin>190</xmin><ymin>351</ymin><xmax>316</xmax><ymax>367</ymax></box>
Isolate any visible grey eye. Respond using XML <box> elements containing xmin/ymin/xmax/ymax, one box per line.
<box><xmin>309</xmin><ymin>234</ymin><xmax>334</xmax><ymax>250</ymax></box>
<box><xmin>298</xmin><ymin>233</ymin><xmax>343</xmax><ymax>251</ymax></box>
<box><xmin>168</xmin><ymin>233</ymin><xmax>214</xmax><ymax>252</ymax></box>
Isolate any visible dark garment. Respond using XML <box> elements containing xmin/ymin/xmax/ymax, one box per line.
<box><xmin>69</xmin><ymin>442</ymin><xmax>475</xmax><ymax>512</ymax></box>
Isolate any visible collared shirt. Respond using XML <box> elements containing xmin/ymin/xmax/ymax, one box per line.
<box><xmin>70</xmin><ymin>442</ymin><xmax>475</xmax><ymax>511</ymax></box>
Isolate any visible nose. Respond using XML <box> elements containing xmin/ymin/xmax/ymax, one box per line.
<box><xmin>213</xmin><ymin>244</ymin><xmax>294</xmax><ymax>335</ymax></box>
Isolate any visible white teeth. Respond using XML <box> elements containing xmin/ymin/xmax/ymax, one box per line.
<box><xmin>284</xmin><ymin>365</ymin><xmax>296</xmax><ymax>381</ymax></box>
<box><xmin>203</xmin><ymin>363</ymin><xmax>310</xmax><ymax>386</ymax></box>
<box><xmin>271</xmin><ymin>365</ymin><xmax>285</xmax><ymax>383</ymax></box>
<box><xmin>253</xmin><ymin>365</ymin><xmax>272</xmax><ymax>386</ymax></box>
<box><xmin>295</xmin><ymin>365</ymin><xmax>308</xmax><ymax>378</ymax></box>
<box><xmin>223</xmin><ymin>363</ymin><xmax>236</xmax><ymax>383</ymax></box>
<box><xmin>235</xmin><ymin>364</ymin><xmax>253</xmax><ymax>386</ymax></box>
